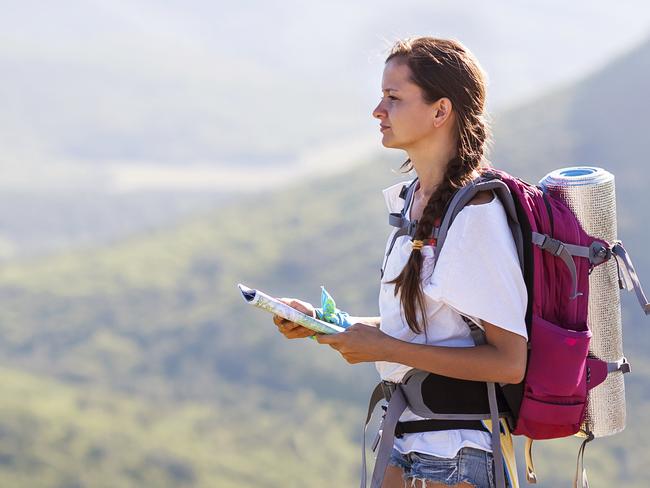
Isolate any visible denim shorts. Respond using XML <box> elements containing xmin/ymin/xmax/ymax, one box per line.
<box><xmin>389</xmin><ymin>446</ymin><xmax>498</xmax><ymax>488</ymax></box>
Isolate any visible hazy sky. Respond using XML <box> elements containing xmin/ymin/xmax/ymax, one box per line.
<box><xmin>1</xmin><ymin>1</ymin><xmax>649</xmax><ymax>191</ymax></box>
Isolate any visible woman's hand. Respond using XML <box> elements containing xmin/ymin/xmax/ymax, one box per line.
<box><xmin>315</xmin><ymin>323</ymin><xmax>393</xmax><ymax>363</ymax></box>
<box><xmin>272</xmin><ymin>298</ymin><xmax>317</xmax><ymax>339</ymax></box>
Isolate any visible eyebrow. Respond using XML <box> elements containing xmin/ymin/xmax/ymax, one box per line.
<box><xmin>382</xmin><ymin>88</ymin><xmax>400</xmax><ymax>93</ymax></box>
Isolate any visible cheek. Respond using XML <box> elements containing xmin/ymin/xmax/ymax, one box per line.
<box><xmin>393</xmin><ymin>111</ymin><xmax>428</xmax><ymax>137</ymax></box>
<box><xmin>392</xmin><ymin>104</ymin><xmax>427</xmax><ymax>126</ymax></box>
<box><xmin>408</xmin><ymin>111</ymin><xmax>434</xmax><ymax>137</ymax></box>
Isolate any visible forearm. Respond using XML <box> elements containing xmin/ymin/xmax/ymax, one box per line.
<box><xmin>383</xmin><ymin>337</ymin><xmax>524</xmax><ymax>384</ymax></box>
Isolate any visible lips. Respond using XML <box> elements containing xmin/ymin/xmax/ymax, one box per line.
<box><xmin>380</xmin><ymin>125</ymin><xmax>391</xmax><ymax>131</ymax></box>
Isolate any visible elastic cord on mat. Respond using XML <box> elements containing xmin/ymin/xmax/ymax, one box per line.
<box><xmin>525</xmin><ymin>437</ymin><xmax>537</xmax><ymax>484</ymax></box>
<box><xmin>574</xmin><ymin>432</ymin><xmax>594</xmax><ymax>488</ymax></box>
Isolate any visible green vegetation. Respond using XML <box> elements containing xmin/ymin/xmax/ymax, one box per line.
<box><xmin>0</xmin><ymin>366</ymin><xmax>363</xmax><ymax>487</ymax></box>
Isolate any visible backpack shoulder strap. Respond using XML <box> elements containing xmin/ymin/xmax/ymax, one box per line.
<box><xmin>381</xmin><ymin>177</ymin><xmax>419</xmax><ymax>278</ymax></box>
<box><xmin>434</xmin><ymin>173</ymin><xmax>525</xmax><ymax>272</ymax></box>
<box><xmin>387</xmin><ymin>177</ymin><xmax>419</xmax><ymax>231</ymax></box>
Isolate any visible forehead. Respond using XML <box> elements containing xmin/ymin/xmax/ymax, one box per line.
<box><xmin>382</xmin><ymin>59</ymin><xmax>416</xmax><ymax>92</ymax></box>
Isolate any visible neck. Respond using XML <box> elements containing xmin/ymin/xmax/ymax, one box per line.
<box><xmin>407</xmin><ymin>143</ymin><xmax>457</xmax><ymax>200</ymax></box>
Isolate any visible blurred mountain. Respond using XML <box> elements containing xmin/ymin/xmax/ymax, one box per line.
<box><xmin>0</xmin><ymin>191</ymin><xmax>233</xmax><ymax>260</ymax></box>
<box><xmin>0</xmin><ymin>17</ymin><xmax>649</xmax><ymax>488</ymax></box>
<box><xmin>492</xmin><ymin>34</ymin><xmax>650</xmax><ymax>272</ymax></box>
<box><xmin>1</xmin><ymin>1</ymin><xmax>650</xmax><ymax>258</ymax></box>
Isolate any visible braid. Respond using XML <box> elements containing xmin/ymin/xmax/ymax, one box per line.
<box><xmin>387</xmin><ymin>118</ymin><xmax>488</xmax><ymax>334</ymax></box>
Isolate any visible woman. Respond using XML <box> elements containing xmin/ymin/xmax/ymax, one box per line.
<box><xmin>273</xmin><ymin>37</ymin><xmax>527</xmax><ymax>488</ymax></box>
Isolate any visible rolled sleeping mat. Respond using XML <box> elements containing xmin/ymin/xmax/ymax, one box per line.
<box><xmin>539</xmin><ymin>166</ymin><xmax>624</xmax><ymax>438</ymax></box>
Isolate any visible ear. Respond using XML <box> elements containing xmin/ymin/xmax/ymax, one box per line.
<box><xmin>432</xmin><ymin>98</ymin><xmax>453</xmax><ymax>128</ymax></box>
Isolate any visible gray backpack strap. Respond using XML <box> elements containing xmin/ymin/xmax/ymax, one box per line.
<box><xmin>462</xmin><ymin>315</ymin><xmax>487</xmax><ymax>346</ymax></box>
<box><xmin>488</xmin><ymin>381</ymin><xmax>507</xmax><ymax>488</ymax></box>
<box><xmin>527</xmin><ymin>232</ymin><xmax>650</xmax><ymax>313</ymax></box>
<box><xmin>401</xmin><ymin>177</ymin><xmax>419</xmax><ymax>218</ymax></box>
<box><xmin>462</xmin><ymin>316</ymin><xmax>484</xmax><ymax>344</ymax></box>
<box><xmin>611</xmin><ymin>241</ymin><xmax>650</xmax><ymax>315</ymax></box>
<box><xmin>530</xmin><ymin>232</ymin><xmax>583</xmax><ymax>300</ymax></box>
<box><xmin>386</xmin><ymin>178</ymin><xmax>419</xmax><ymax>236</ymax></box>
<box><xmin>381</xmin><ymin>178</ymin><xmax>420</xmax><ymax>279</ymax></box>
<box><xmin>360</xmin><ymin>383</ymin><xmax>385</xmax><ymax>488</ymax></box>
<box><xmin>464</xmin><ymin>318</ymin><xmax>507</xmax><ymax>488</ymax></box>
<box><xmin>360</xmin><ymin>385</ymin><xmax>409</xmax><ymax>488</ymax></box>
<box><xmin>607</xmin><ymin>356</ymin><xmax>631</xmax><ymax>374</ymax></box>
<box><xmin>530</xmin><ymin>232</ymin><xmax>615</xmax><ymax>301</ymax></box>
<box><xmin>435</xmin><ymin>176</ymin><xmax>525</xmax><ymax>274</ymax></box>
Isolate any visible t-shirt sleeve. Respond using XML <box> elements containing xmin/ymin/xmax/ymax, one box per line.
<box><xmin>423</xmin><ymin>198</ymin><xmax>528</xmax><ymax>339</ymax></box>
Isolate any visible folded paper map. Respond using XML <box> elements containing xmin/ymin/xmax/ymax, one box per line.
<box><xmin>237</xmin><ymin>283</ymin><xmax>345</xmax><ymax>334</ymax></box>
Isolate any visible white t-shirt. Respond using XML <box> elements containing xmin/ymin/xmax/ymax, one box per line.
<box><xmin>375</xmin><ymin>180</ymin><xmax>528</xmax><ymax>458</ymax></box>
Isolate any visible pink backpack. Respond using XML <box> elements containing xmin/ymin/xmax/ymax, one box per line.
<box><xmin>364</xmin><ymin>167</ymin><xmax>649</xmax><ymax>488</ymax></box>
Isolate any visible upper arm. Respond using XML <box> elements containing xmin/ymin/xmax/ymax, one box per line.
<box><xmin>482</xmin><ymin>319</ymin><xmax>528</xmax><ymax>383</ymax></box>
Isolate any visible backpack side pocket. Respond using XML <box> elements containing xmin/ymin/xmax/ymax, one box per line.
<box><xmin>514</xmin><ymin>315</ymin><xmax>591</xmax><ymax>439</ymax></box>
<box><xmin>526</xmin><ymin>315</ymin><xmax>591</xmax><ymax>397</ymax></box>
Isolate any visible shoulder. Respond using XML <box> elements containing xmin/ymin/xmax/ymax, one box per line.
<box><xmin>455</xmin><ymin>190</ymin><xmax>503</xmax><ymax>225</ymax></box>
<box><xmin>449</xmin><ymin>190</ymin><xmax>509</xmax><ymax>242</ymax></box>
<box><xmin>466</xmin><ymin>190</ymin><xmax>495</xmax><ymax>206</ymax></box>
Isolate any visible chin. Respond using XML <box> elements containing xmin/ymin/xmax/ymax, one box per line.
<box><xmin>382</xmin><ymin>141</ymin><xmax>403</xmax><ymax>150</ymax></box>
<box><xmin>381</xmin><ymin>136</ymin><xmax>399</xmax><ymax>149</ymax></box>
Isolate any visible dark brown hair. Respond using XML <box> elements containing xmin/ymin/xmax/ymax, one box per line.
<box><xmin>385</xmin><ymin>37</ymin><xmax>493</xmax><ymax>334</ymax></box>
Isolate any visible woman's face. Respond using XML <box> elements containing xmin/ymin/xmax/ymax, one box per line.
<box><xmin>372</xmin><ymin>59</ymin><xmax>441</xmax><ymax>151</ymax></box>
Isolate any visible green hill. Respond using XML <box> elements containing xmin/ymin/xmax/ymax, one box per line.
<box><xmin>0</xmin><ymin>366</ymin><xmax>362</xmax><ymax>487</ymax></box>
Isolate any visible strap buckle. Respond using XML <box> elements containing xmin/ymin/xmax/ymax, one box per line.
<box><xmin>393</xmin><ymin>422</ymin><xmax>404</xmax><ymax>439</ymax></box>
<box><xmin>406</xmin><ymin>220</ymin><xmax>418</xmax><ymax>238</ymax></box>
<box><xmin>608</xmin><ymin>356</ymin><xmax>631</xmax><ymax>374</ymax></box>
<box><xmin>541</xmin><ymin>235</ymin><xmax>565</xmax><ymax>257</ymax></box>
<box><xmin>589</xmin><ymin>241</ymin><xmax>611</xmax><ymax>264</ymax></box>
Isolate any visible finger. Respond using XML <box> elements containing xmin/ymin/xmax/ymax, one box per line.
<box><xmin>284</xmin><ymin>329</ymin><xmax>306</xmax><ymax>339</ymax></box>
<box><xmin>286</xmin><ymin>328</ymin><xmax>314</xmax><ymax>339</ymax></box>
<box><xmin>315</xmin><ymin>333</ymin><xmax>338</xmax><ymax>344</ymax></box>
<box><xmin>273</xmin><ymin>314</ymin><xmax>291</xmax><ymax>326</ymax></box>
<box><xmin>275</xmin><ymin>318</ymin><xmax>298</xmax><ymax>331</ymax></box>
<box><xmin>277</xmin><ymin>325</ymin><xmax>293</xmax><ymax>337</ymax></box>
<box><xmin>278</xmin><ymin>297</ymin><xmax>291</xmax><ymax>304</ymax></box>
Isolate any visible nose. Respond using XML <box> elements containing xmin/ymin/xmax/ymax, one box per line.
<box><xmin>372</xmin><ymin>99</ymin><xmax>386</xmax><ymax>120</ymax></box>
